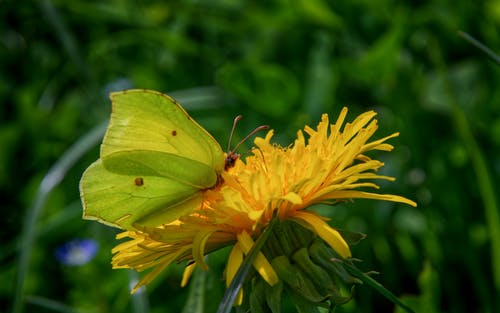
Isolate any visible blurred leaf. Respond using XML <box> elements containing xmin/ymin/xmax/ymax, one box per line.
<box><xmin>295</xmin><ymin>0</ymin><xmax>343</xmax><ymax>29</ymax></box>
<box><xmin>12</xmin><ymin>121</ymin><xmax>106</xmax><ymax>313</ymax></box>
<box><xmin>351</xmin><ymin>14</ymin><xmax>404</xmax><ymax>85</ymax></box>
<box><xmin>0</xmin><ymin>124</ymin><xmax>19</xmax><ymax>184</ymax></box>
<box><xmin>395</xmin><ymin>262</ymin><xmax>441</xmax><ymax>313</ymax></box>
<box><xmin>217</xmin><ymin>62</ymin><xmax>299</xmax><ymax>117</ymax></box>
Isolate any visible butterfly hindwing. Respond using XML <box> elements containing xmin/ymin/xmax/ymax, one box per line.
<box><xmin>81</xmin><ymin>160</ymin><xmax>204</xmax><ymax>230</ymax></box>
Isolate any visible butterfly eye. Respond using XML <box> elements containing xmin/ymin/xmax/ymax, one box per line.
<box><xmin>171</xmin><ymin>130</ymin><xmax>177</xmax><ymax>136</ymax></box>
<box><xmin>134</xmin><ymin>177</ymin><xmax>144</xmax><ymax>186</ymax></box>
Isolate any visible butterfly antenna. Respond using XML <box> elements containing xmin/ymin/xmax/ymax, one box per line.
<box><xmin>231</xmin><ymin>124</ymin><xmax>269</xmax><ymax>153</ymax></box>
<box><xmin>224</xmin><ymin>116</ymin><xmax>269</xmax><ymax>171</ymax></box>
<box><xmin>227</xmin><ymin>115</ymin><xmax>243</xmax><ymax>152</ymax></box>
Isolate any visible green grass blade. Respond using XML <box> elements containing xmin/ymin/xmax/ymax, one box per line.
<box><xmin>451</xmin><ymin>105</ymin><xmax>500</xmax><ymax>294</ymax></box>
<box><xmin>11</xmin><ymin>121</ymin><xmax>106</xmax><ymax>313</ymax></box>
<box><xmin>216</xmin><ymin>218</ymin><xmax>278</xmax><ymax>313</ymax></box>
<box><xmin>433</xmin><ymin>38</ymin><xmax>500</xmax><ymax>298</ymax></box>
<box><xmin>457</xmin><ymin>31</ymin><xmax>500</xmax><ymax>65</ymax></box>
<box><xmin>24</xmin><ymin>295</ymin><xmax>92</xmax><ymax>313</ymax></box>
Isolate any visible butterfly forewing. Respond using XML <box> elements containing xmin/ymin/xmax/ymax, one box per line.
<box><xmin>103</xmin><ymin>90</ymin><xmax>225</xmax><ymax>178</ymax></box>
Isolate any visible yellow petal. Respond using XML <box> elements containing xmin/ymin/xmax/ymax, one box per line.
<box><xmin>292</xmin><ymin>211</ymin><xmax>351</xmax><ymax>258</ymax></box>
<box><xmin>226</xmin><ymin>244</ymin><xmax>244</xmax><ymax>305</ymax></box>
<box><xmin>181</xmin><ymin>262</ymin><xmax>196</xmax><ymax>287</ymax></box>
<box><xmin>226</xmin><ymin>244</ymin><xmax>243</xmax><ymax>287</ymax></box>
<box><xmin>130</xmin><ymin>245</ymin><xmax>190</xmax><ymax>294</ymax></box>
<box><xmin>281</xmin><ymin>192</ymin><xmax>303</xmax><ymax>204</ymax></box>
<box><xmin>236</xmin><ymin>230</ymin><xmax>279</xmax><ymax>286</ymax></box>
<box><xmin>193</xmin><ymin>230</ymin><xmax>214</xmax><ymax>271</ymax></box>
<box><xmin>323</xmin><ymin>190</ymin><xmax>417</xmax><ymax>207</ymax></box>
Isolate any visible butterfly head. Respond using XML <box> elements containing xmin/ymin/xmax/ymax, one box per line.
<box><xmin>224</xmin><ymin>151</ymin><xmax>239</xmax><ymax>171</ymax></box>
<box><xmin>225</xmin><ymin>115</ymin><xmax>268</xmax><ymax>172</ymax></box>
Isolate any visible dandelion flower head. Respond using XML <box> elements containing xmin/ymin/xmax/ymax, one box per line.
<box><xmin>112</xmin><ymin>107</ymin><xmax>416</xmax><ymax>295</ymax></box>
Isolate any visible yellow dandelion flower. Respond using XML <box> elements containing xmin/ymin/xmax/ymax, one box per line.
<box><xmin>111</xmin><ymin>107</ymin><xmax>416</xmax><ymax>298</ymax></box>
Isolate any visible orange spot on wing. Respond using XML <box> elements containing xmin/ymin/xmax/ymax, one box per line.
<box><xmin>134</xmin><ymin>177</ymin><xmax>144</xmax><ymax>186</ymax></box>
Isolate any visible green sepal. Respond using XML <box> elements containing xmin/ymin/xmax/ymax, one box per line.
<box><xmin>264</xmin><ymin>280</ymin><xmax>283</xmax><ymax>313</ymax></box>
<box><xmin>249</xmin><ymin>278</ymin><xmax>268</xmax><ymax>313</ymax></box>
<box><xmin>292</xmin><ymin>247</ymin><xmax>351</xmax><ymax>304</ymax></box>
<box><xmin>308</xmin><ymin>239</ymin><xmax>362</xmax><ymax>285</ymax></box>
<box><xmin>246</xmin><ymin>278</ymin><xmax>283</xmax><ymax>313</ymax></box>
<box><xmin>288</xmin><ymin>291</ymin><xmax>322</xmax><ymax>313</ymax></box>
<box><xmin>292</xmin><ymin>248</ymin><xmax>335</xmax><ymax>293</ymax></box>
<box><xmin>270</xmin><ymin>255</ymin><xmax>326</xmax><ymax>303</ymax></box>
<box><xmin>336</xmin><ymin>229</ymin><xmax>366</xmax><ymax>246</ymax></box>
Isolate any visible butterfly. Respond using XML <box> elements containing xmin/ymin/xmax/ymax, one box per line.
<box><xmin>80</xmin><ymin>89</ymin><xmax>266</xmax><ymax>230</ymax></box>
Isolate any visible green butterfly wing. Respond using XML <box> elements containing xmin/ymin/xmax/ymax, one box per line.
<box><xmin>81</xmin><ymin>160</ymin><xmax>204</xmax><ymax>229</ymax></box>
<box><xmin>80</xmin><ymin>89</ymin><xmax>225</xmax><ymax>230</ymax></box>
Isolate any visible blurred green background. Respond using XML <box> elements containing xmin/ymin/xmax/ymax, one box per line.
<box><xmin>2</xmin><ymin>0</ymin><xmax>500</xmax><ymax>312</ymax></box>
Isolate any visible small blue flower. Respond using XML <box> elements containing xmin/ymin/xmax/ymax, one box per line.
<box><xmin>55</xmin><ymin>239</ymin><xmax>98</xmax><ymax>266</ymax></box>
